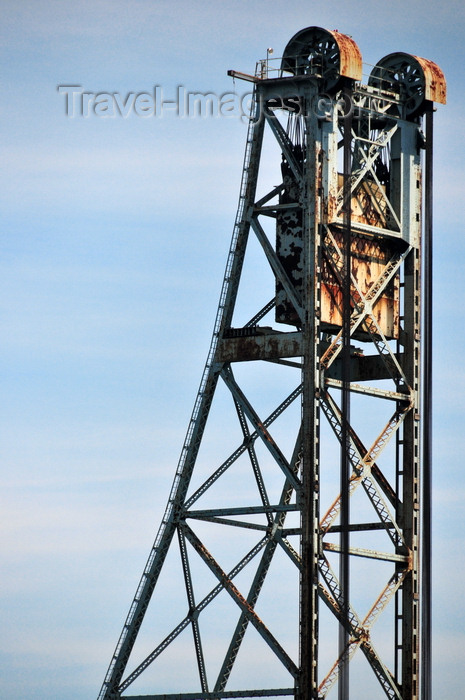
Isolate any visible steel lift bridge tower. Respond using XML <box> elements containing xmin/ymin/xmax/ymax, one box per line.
<box><xmin>98</xmin><ymin>27</ymin><xmax>446</xmax><ymax>700</ymax></box>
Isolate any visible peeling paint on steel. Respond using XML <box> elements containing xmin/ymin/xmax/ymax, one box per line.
<box><xmin>217</xmin><ymin>331</ymin><xmax>303</xmax><ymax>362</ymax></box>
<box><xmin>280</xmin><ymin>26</ymin><xmax>362</xmax><ymax>85</ymax></box>
<box><xmin>413</xmin><ymin>55</ymin><xmax>447</xmax><ymax>105</ymax></box>
<box><xmin>328</xmin><ymin>30</ymin><xmax>362</xmax><ymax>81</ymax></box>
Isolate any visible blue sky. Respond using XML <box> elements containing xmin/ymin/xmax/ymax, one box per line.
<box><xmin>1</xmin><ymin>1</ymin><xmax>463</xmax><ymax>698</ymax></box>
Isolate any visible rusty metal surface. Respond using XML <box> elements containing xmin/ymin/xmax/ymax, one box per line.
<box><xmin>276</xmin><ymin>216</ymin><xmax>400</xmax><ymax>339</ymax></box>
<box><xmin>369</xmin><ymin>52</ymin><xmax>446</xmax><ymax>116</ymax></box>
<box><xmin>328</xmin><ymin>29</ymin><xmax>362</xmax><ymax>81</ymax></box>
<box><xmin>413</xmin><ymin>54</ymin><xmax>447</xmax><ymax>105</ymax></box>
<box><xmin>217</xmin><ymin>331</ymin><xmax>302</xmax><ymax>362</ymax></box>
<box><xmin>321</xmin><ymin>230</ymin><xmax>400</xmax><ymax>340</ymax></box>
<box><xmin>280</xmin><ymin>26</ymin><xmax>362</xmax><ymax>86</ymax></box>
<box><xmin>337</xmin><ymin>173</ymin><xmax>389</xmax><ymax>229</ymax></box>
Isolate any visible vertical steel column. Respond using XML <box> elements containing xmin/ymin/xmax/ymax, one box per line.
<box><xmin>338</xmin><ymin>84</ymin><xmax>353</xmax><ymax>700</ymax></box>
<box><xmin>300</xmin><ymin>81</ymin><xmax>321</xmax><ymax>700</ymax></box>
<box><xmin>388</xmin><ymin>115</ymin><xmax>423</xmax><ymax>700</ymax></box>
<box><xmin>421</xmin><ymin>106</ymin><xmax>433</xmax><ymax>700</ymax></box>
<box><xmin>402</xmin><ymin>245</ymin><xmax>421</xmax><ymax>699</ymax></box>
<box><xmin>401</xmin><ymin>166</ymin><xmax>422</xmax><ymax>699</ymax></box>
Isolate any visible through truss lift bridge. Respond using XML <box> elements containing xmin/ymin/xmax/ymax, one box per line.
<box><xmin>97</xmin><ymin>27</ymin><xmax>446</xmax><ymax>700</ymax></box>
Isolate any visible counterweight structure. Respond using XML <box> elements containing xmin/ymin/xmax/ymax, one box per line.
<box><xmin>97</xmin><ymin>27</ymin><xmax>446</xmax><ymax>700</ymax></box>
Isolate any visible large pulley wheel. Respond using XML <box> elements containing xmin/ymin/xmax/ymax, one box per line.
<box><xmin>369</xmin><ymin>53</ymin><xmax>426</xmax><ymax>117</ymax></box>
<box><xmin>281</xmin><ymin>26</ymin><xmax>362</xmax><ymax>93</ymax></box>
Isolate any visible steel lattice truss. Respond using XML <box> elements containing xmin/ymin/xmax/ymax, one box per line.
<box><xmin>97</xmin><ymin>27</ymin><xmax>445</xmax><ymax>700</ymax></box>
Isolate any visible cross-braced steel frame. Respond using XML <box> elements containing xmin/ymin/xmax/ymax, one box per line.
<box><xmin>97</xmin><ymin>28</ymin><xmax>444</xmax><ymax>700</ymax></box>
